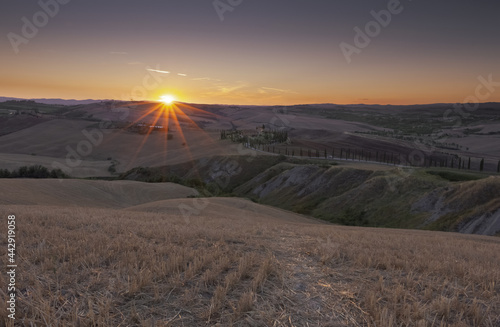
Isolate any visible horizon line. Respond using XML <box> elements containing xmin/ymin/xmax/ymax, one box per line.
<box><xmin>1</xmin><ymin>95</ymin><xmax>499</xmax><ymax>108</ymax></box>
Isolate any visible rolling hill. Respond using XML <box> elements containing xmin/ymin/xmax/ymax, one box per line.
<box><xmin>0</xmin><ymin>179</ymin><xmax>197</xmax><ymax>208</ymax></box>
<box><xmin>1</xmin><ymin>97</ymin><xmax>500</xmax><ymax>325</ymax></box>
<box><xmin>120</xmin><ymin>155</ymin><xmax>500</xmax><ymax>236</ymax></box>
<box><xmin>1</xmin><ymin>190</ymin><xmax>499</xmax><ymax>326</ymax></box>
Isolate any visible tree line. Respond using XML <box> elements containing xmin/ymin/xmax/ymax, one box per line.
<box><xmin>0</xmin><ymin>165</ymin><xmax>69</xmax><ymax>179</ymax></box>
<box><xmin>220</xmin><ymin>129</ymin><xmax>288</xmax><ymax>146</ymax></box>
<box><xmin>220</xmin><ymin>127</ymin><xmax>499</xmax><ymax>173</ymax></box>
<box><xmin>252</xmin><ymin>144</ymin><xmax>500</xmax><ymax>173</ymax></box>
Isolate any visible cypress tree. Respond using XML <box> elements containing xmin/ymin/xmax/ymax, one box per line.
<box><xmin>480</xmin><ymin>158</ymin><xmax>484</xmax><ymax>172</ymax></box>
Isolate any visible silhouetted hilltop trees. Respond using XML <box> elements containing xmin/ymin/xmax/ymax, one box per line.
<box><xmin>0</xmin><ymin>165</ymin><xmax>68</xmax><ymax>179</ymax></box>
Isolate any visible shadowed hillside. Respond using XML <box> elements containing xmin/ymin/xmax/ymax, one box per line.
<box><xmin>120</xmin><ymin>155</ymin><xmax>500</xmax><ymax>236</ymax></box>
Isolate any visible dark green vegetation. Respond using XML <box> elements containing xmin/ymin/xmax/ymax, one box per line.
<box><xmin>0</xmin><ymin>165</ymin><xmax>68</xmax><ymax>179</ymax></box>
<box><xmin>119</xmin><ymin>155</ymin><xmax>500</xmax><ymax>236</ymax></box>
<box><xmin>425</xmin><ymin>169</ymin><xmax>486</xmax><ymax>182</ymax></box>
<box><xmin>220</xmin><ymin>129</ymin><xmax>289</xmax><ymax>146</ymax></box>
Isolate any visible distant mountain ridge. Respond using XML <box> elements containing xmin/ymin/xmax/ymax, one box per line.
<box><xmin>1</xmin><ymin>96</ymin><xmax>499</xmax><ymax>108</ymax></box>
<box><xmin>0</xmin><ymin>96</ymin><xmax>107</xmax><ymax>106</ymax></box>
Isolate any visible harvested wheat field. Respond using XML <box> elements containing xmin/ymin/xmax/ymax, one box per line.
<box><xmin>1</xmin><ymin>199</ymin><xmax>499</xmax><ymax>326</ymax></box>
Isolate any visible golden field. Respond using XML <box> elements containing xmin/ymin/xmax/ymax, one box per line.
<box><xmin>1</xmin><ymin>194</ymin><xmax>499</xmax><ymax>326</ymax></box>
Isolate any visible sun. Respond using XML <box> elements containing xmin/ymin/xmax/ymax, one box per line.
<box><xmin>160</xmin><ymin>95</ymin><xmax>175</xmax><ymax>104</ymax></box>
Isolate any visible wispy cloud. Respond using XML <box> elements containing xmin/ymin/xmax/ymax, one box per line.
<box><xmin>199</xmin><ymin>81</ymin><xmax>300</xmax><ymax>102</ymax></box>
<box><xmin>147</xmin><ymin>68</ymin><xmax>170</xmax><ymax>74</ymax></box>
<box><xmin>202</xmin><ymin>82</ymin><xmax>250</xmax><ymax>97</ymax></box>
<box><xmin>260</xmin><ymin>87</ymin><xmax>298</xmax><ymax>94</ymax></box>
<box><xmin>192</xmin><ymin>77</ymin><xmax>221</xmax><ymax>81</ymax></box>
<box><xmin>177</xmin><ymin>73</ymin><xmax>187</xmax><ymax>77</ymax></box>
<box><xmin>219</xmin><ymin>83</ymin><xmax>248</xmax><ymax>94</ymax></box>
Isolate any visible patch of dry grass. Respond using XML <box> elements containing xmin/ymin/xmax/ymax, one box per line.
<box><xmin>305</xmin><ymin>227</ymin><xmax>500</xmax><ymax>326</ymax></box>
<box><xmin>0</xmin><ymin>204</ymin><xmax>499</xmax><ymax>326</ymax></box>
<box><xmin>0</xmin><ymin>205</ymin><xmax>285</xmax><ymax>326</ymax></box>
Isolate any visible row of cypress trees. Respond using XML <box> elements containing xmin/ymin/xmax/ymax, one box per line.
<box><xmin>220</xmin><ymin>129</ymin><xmax>499</xmax><ymax>173</ymax></box>
<box><xmin>256</xmin><ymin>145</ymin><xmax>499</xmax><ymax>173</ymax></box>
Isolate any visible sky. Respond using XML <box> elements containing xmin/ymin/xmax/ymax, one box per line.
<box><xmin>1</xmin><ymin>0</ymin><xmax>500</xmax><ymax>105</ymax></box>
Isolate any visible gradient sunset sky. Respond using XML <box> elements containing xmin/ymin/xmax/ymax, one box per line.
<box><xmin>1</xmin><ymin>0</ymin><xmax>500</xmax><ymax>105</ymax></box>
